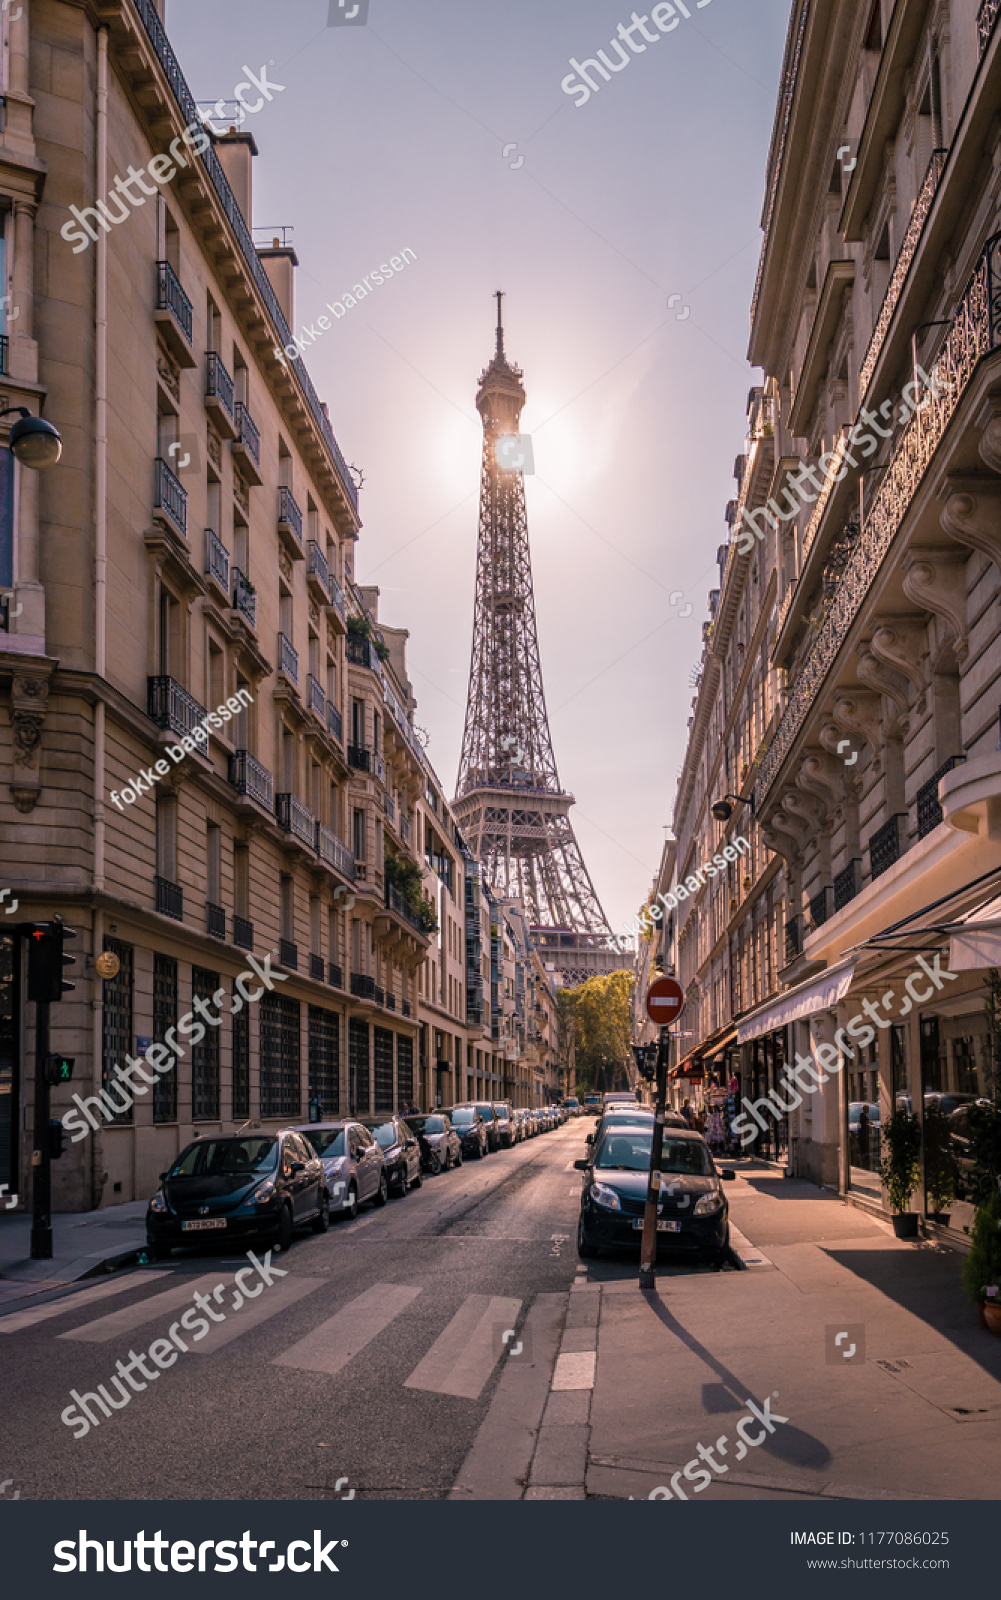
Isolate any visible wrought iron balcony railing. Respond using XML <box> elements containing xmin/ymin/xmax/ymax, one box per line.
<box><xmin>329</xmin><ymin>573</ymin><xmax>346</xmax><ymax>621</ymax></box>
<box><xmin>205</xmin><ymin>527</ymin><xmax>229</xmax><ymax>592</ymax></box>
<box><xmin>277</xmin><ymin>632</ymin><xmax>299</xmax><ymax>684</ymax></box>
<box><xmin>233</xmin><ymin>914</ymin><xmax>254</xmax><ymax>951</ymax></box>
<box><xmin>328</xmin><ymin>962</ymin><xmax>343</xmax><ymax>989</ymax></box>
<box><xmin>327</xmin><ymin>702</ymin><xmax>343</xmax><ymax>744</ymax></box>
<box><xmin>385</xmin><ymin>992</ymin><xmax>396</xmax><ymax>1012</ymax></box>
<box><xmin>386</xmin><ymin>882</ymin><xmax>423</xmax><ymax>934</ymax></box>
<box><xmin>155</xmin><ymin>259</ymin><xmax>193</xmax><ymax>343</ymax></box>
<box><xmin>233</xmin><ymin>400</ymin><xmax>260</xmax><ymax>466</ymax></box>
<box><xmin>156</xmin><ymin>876</ymin><xmax>183</xmax><ymax>921</ymax></box>
<box><xmin>316</xmin><ymin>822</ymin><xmax>356</xmax><ymax>880</ymax></box>
<box><xmin>148</xmin><ymin>676</ymin><xmax>207</xmax><ymax>739</ymax></box>
<box><xmin>228</xmin><ymin>749</ymin><xmax>273</xmax><ymax>811</ymax></box>
<box><xmin>400</xmin><ymin>814</ymin><xmax>411</xmax><ymax>846</ymax></box>
<box><xmin>402</xmin><ymin>999</ymin><xmax>411</xmax><ymax>1017</ymax></box>
<box><xmin>346</xmin><ymin>633</ymin><xmax>376</xmax><ymax>669</ymax></box>
<box><xmin>869</xmin><ymin>814</ymin><xmax>907</xmax><ymax>881</ymax></box>
<box><xmin>348</xmin><ymin>743</ymin><xmax>370</xmax><ymax>771</ymax></box>
<box><xmin>351</xmin><ymin>972</ymin><xmax>376</xmax><ymax>1000</ymax></box>
<box><xmin>231</xmin><ymin>566</ymin><xmax>256</xmax><ymax>627</ymax></box>
<box><xmin>809</xmin><ymin>886</ymin><xmax>833</xmax><ymax>930</ymax></box>
<box><xmin>206</xmin><ymin>350</ymin><xmax>235</xmax><ymax>425</ymax></box>
<box><xmin>277</xmin><ymin>485</ymin><xmax>303</xmax><ymax>547</ymax></box>
<box><xmin>978</xmin><ymin>0</ymin><xmax>1001</xmax><ymax>54</ymax></box>
<box><xmin>784</xmin><ymin>916</ymin><xmax>802</xmax><ymax>964</ymax></box>
<box><xmin>132</xmin><ymin>0</ymin><xmax>358</xmax><ymax>514</ymax></box>
<box><xmin>307</xmin><ymin>674</ymin><xmax>326</xmax><ymax>720</ymax></box>
<box><xmin>206</xmin><ymin>902</ymin><xmax>226</xmax><ymax>940</ymax></box>
<box><xmin>373</xmin><ymin>985</ymin><xmax>385</xmax><ymax>1007</ymax></box>
<box><xmin>154</xmin><ymin>456</ymin><xmax>187</xmax><ymax>536</ymax></box>
<box><xmin>917</xmin><ymin>755</ymin><xmax>965</xmax><ymax>838</ymax></box>
<box><xmin>858</xmin><ymin>149</ymin><xmax>948</xmax><ymax>401</ymax></box>
<box><xmin>278</xmin><ymin>938</ymin><xmax>298</xmax><ymax>971</ymax></box>
<box><xmin>373</xmin><ymin>753</ymin><xmax>386</xmax><ymax>785</ymax></box>
<box><xmin>755</xmin><ymin>230</ymin><xmax>1001</xmax><ymax>807</ymax></box>
<box><xmin>309</xmin><ymin>953</ymin><xmax>324</xmax><ymax>982</ymax></box>
<box><xmin>306</xmin><ymin>541</ymin><xmax>332</xmax><ymax>602</ymax></box>
<box><xmin>276</xmin><ymin>792</ymin><xmax>315</xmax><ymax>849</ymax></box>
<box><xmin>834</xmin><ymin>858</ymin><xmax>861</xmax><ymax>912</ymax></box>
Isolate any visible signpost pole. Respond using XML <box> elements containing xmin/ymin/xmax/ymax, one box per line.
<box><xmin>638</xmin><ymin>1024</ymin><xmax>669</xmax><ymax>1291</ymax></box>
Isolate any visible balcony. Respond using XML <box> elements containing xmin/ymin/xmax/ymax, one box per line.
<box><xmin>278</xmin><ymin>938</ymin><xmax>298</xmax><ymax>972</ymax></box>
<box><xmin>232</xmin><ymin>401</ymin><xmax>262</xmax><ymax>484</ymax></box>
<box><xmin>327</xmin><ymin>702</ymin><xmax>343</xmax><ymax>744</ymax></box>
<box><xmin>316</xmin><ymin>823</ymin><xmax>356</xmax><ymax>881</ymax></box>
<box><xmin>386</xmin><ymin>882</ymin><xmax>424</xmax><ymax>935</ymax></box>
<box><xmin>346</xmin><ymin>634</ymin><xmax>384</xmax><ymax>677</ymax></box>
<box><xmin>154</xmin><ymin>456</ymin><xmax>187</xmax><ymax>538</ymax></box>
<box><xmin>978</xmin><ymin>0</ymin><xmax>1000</xmax><ymax>55</ymax></box>
<box><xmin>351</xmin><ymin>972</ymin><xmax>377</xmax><ymax>1001</ymax></box>
<box><xmin>784</xmin><ymin>916</ymin><xmax>802</xmax><ymax>964</ymax></box>
<box><xmin>276</xmin><ymin>792</ymin><xmax>316</xmax><ymax>849</ymax></box>
<box><xmin>809</xmin><ymin>886</ymin><xmax>833</xmax><ymax>930</ymax></box>
<box><xmin>858</xmin><ymin>150</ymin><xmax>948</xmax><ymax>402</ymax></box>
<box><xmin>383</xmin><ymin>792</ymin><xmax>395</xmax><ymax>822</ymax></box>
<box><xmin>307</xmin><ymin>673</ymin><xmax>326</xmax><ymax>722</ymax></box>
<box><xmin>231</xmin><ymin>566</ymin><xmax>257</xmax><ymax>628</ymax></box>
<box><xmin>156</xmin><ymin>876</ymin><xmax>183</xmax><ymax>921</ymax></box>
<box><xmin>328</xmin><ymin>962</ymin><xmax>343</xmax><ymax>989</ymax></box>
<box><xmin>834</xmin><ymin>859</ymin><xmax>861</xmax><ymax>912</ymax></box>
<box><xmin>277</xmin><ymin>486</ymin><xmax>304</xmax><ymax>558</ymax></box>
<box><xmin>306</xmin><ymin>541</ymin><xmax>332</xmax><ymax>604</ymax></box>
<box><xmin>917</xmin><ymin>755</ymin><xmax>965</xmax><ymax>839</ymax></box>
<box><xmin>400</xmin><ymin>814</ymin><xmax>411</xmax><ymax>846</ymax></box>
<box><xmin>402</xmin><ymin>999</ymin><xmax>411</xmax><ymax>1017</ymax></box>
<box><xmin>233</xmin><ymin>915</ymin><xmax>254</xmax><ymax>951</ymax></box>
<box><xmin>869</xmin><ymin>814</ymin><xmax>907</xmax><ymax>881</ymax></box>
<box><xmin>329</xmin><ymin>574</ymin><xmax>347</xmax><ymax>631</ymax></box>
<box><xmin>205</xmin><ymin>527</ymin><xmax>230</xmax><ymax>595</ymax></box>
<box><xmin>154</xmin><ymin>260</ymin><xmax>195</xmax><ymax>365</ymax></box>
<box><xmin>277</xmin><ymin>632</ymin><xmax>299</xmax><ymax>686</ymax></box>
<box><xmin>385</xmin><ymin>992</ymin><xmax>396</xmax><ymax>1012</ymax></box>
<box><xmin>205</xmin><ymin>351</ymin><xmax>237</xmax><ymax>437</ymax></box>
<box><xmin>228</xmin><ymin>749</ymin><xmax>274</xmax><ymax>812</ymax></box>
<box><xmin>372</xmin><ymin>752</ymin><xmax>386</xmax><ymax>785</ymax></box>
<box><xmin>348</xmin><ymin>743</ymin><xmax>370</xmax><ymax>772</ymax></box>
<box><xmin>147</xmin><ymin>676</ymin><xmax>207</xmax><ymax>740</ymax></box>
<box><xmin>206</xmin><ymin>903</ymin><xmax>226</xmax><ymax>940</ymax></box>
<box><xmin>309</xmin><ymin>953</ymin><xmax>324</xmax><ymax>982</ymax></box>
<box><xmin>373</xmin><ymin>985</ymin><xmax>385</xmax><ymax>1007</ymax></box>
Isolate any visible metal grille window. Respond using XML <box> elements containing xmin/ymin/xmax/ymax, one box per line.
<box><xmin>101</xmin><ymin>939</ymin><xmax>134</xmax><ymax>1124</ymax></box>
<box><xmin>308</xmin><ymin>1005</ymin><xmax>339</xmax><ymax>1118</ymax></box>
<box><xmin>349</xmin><ymin>1018</ymin><xmax>369</xmax><ymax>1116</ymax></box>
<box><xmin>374</xmin><ymin>1026</ymin><xmax>394</xmax><ymax>1112</ymax></box>
<box><xmin>153</xmin><ymin>953</ymin><xmax>178</xmax><ymax>1123</ymax></box>
<box><xmin>396</xmin><ymin>1034</ymin><xmax>413</xmax><ymax>1107</ymax></box>
<box><xmin>232</xmin><ymin>999</ymin><xmax>250</xmax><ymax>1121</ymax></box>
<box><xmin>260</xmin><ymin>993</ymin><xmax>300</xmax><ymax>1119</ymax></box>
<box><xmin>191</xmin><ymin>967</ymin><xmax>220</xmax><ymax>1121</ymax></box>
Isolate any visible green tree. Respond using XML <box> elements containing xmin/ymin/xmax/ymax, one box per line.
<box><xmin>558</xmin><ymin>970</ymin><xmax>633</xmax><ymax>1093</ymax></box>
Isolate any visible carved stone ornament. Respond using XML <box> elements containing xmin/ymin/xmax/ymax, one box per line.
<box><xmin>902</xmin><ymin>553</ymin><xmax>969</xmax><ymax>663</ymax></box>
<box><xmin>869</xmin><ymin>618</ymin><xmax>929</xmax><ymax>710</ymax></box>
<box><xmin>233</xmin><ymin>469</ymin><xmax>250</xmax><ymax>517</ymax></box>
<box><xmin>206</xmin><ymin>427</ymin><xmax>222</xmax><ymax>470</ymax></box>
<box><xmin>940</xmin><ymin>489</ymin><xmax>1001</xmax><ymax>573</ymax></box>
<box><xmin>156</xmin><ymin>350</ymin><xmax>180</xmax><ymax>405</ymax></box>
<box><xmin>8</xmin><ymin>672</ymin><xmax>49</xmax><ymax>812</ymax></box>
<box><xmin>279</xmin><ymin>547</ymin><xmax>293</xmax><ymax>586</ymax></box>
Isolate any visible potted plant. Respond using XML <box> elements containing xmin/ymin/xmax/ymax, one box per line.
<box><xmin>961</xmin><ymin>1190</ymin><xmax>1001</xmax><ymax>1331</ymax></box>
<box><xmin>879</xmin><ymin>1107</ymin><xmax>921</xmax><ymax>1238</ymax></box>
<box><xmin>923</xmin><ymin>1102</ymin><xmax>958</xmax><ymax>1224</ymax></box>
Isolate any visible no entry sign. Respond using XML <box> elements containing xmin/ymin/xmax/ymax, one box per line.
<box><xmin>645</xmin><ymin>976</ymin><xmax>685</xmax><ymax>1026</ymax></box>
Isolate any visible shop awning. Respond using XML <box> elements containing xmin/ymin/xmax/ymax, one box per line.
<box><xmin>735</xmin><ymin>958</ymin><xmax>857</xmax><ymax>1044</ymax></box>
<box><xmin>947</xmin><ymin>895</ymin><xmax>1001</xmax><ymax>970</ymax></box>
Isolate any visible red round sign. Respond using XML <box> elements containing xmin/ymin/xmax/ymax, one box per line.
<box><xmin>645</xmin><ymin>976</ymin><xmax>685</xmax><ymax>1025</ymax></box>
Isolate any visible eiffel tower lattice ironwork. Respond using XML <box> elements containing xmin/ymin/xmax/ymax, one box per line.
<box><xmin>453</xmin><ymin>296</ymin><xmax>615</xmax><ymax>975</ymax></box>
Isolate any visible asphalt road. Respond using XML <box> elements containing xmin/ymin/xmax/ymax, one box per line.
<box><xmin>2</xmin><ymin>1123</ymin><xmax>592</xmax><ymax>1502</ymax></box>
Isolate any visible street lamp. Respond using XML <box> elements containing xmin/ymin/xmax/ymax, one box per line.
<box><xmin>711</xmin><ymin>791</ymin><xmax>755</xmax><ymax>822</ymax></box>
<box><xmin>0</xmin><ymin>406</ymin><xmax>62</xmax><ymax>470</ymax></box>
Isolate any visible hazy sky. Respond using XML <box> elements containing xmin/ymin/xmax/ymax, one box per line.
<box><xmin>167</xmin><ymin>0</ymin><xmax>791</xmax><ymax>936</ymax></box>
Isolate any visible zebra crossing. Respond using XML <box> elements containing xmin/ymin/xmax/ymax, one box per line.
<box><xmin>5</xmin><ymin>1270</ymin><xmax>531</xmax><ymax>1402</ymax></box>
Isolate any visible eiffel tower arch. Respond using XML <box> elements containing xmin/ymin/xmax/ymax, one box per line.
<box><xmin>453</xmin><ymin>297</ymin><xmax>631</xmax><ymax>990</ymax></box>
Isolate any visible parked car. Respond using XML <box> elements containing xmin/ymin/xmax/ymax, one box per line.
<box><xmin>602</xmin><ymin>1092</ymin><xmax>643</xmax><ymax>1111</ymax></box>
<box><xmin>587</xmin><ymin>1106</ymin><xmax>657</xmax><ymax>1147</ymax></box>
<box><xmin>444</xmin><ymin>1105</ymin><xmax>489</xmax><ymax>1159</ymax></box>
<box><xmin>146</xmin><ymin>1130</ymin><xmax>330</xmax><ymax>1258</ymax></box>
<box><xmin>296</xmin><ymin>1119</ymin><xmax>389</xmax><ymax>1218</ymax></box>
<box><xmin>358</xmin><ymin>1115</ymin><xmax>423</xmax><ymax>1196</ymax></box>
<box><xmin>574</xmin><ymin>1123</ymin><xmax>735</xmax><ymax>1267</ymax></box>
<box><xmin>458</xmin><ymin>1101</ymin><xmax>501</xmax><ymax>1151</ymax></box>
<box><xmin>404</xmin><ymin>1112</ymin><xmax>463</xmax><ymax>1173</ymax></box>
<box><xmin>522</xmin><ymin>1109</ymin><xmax>539</xmax><ymax>1138</ymax></box>
<box><xmin>565</xmin><ymin>1097</ymin><xmax>581</xmax><ymax>1117</ymax></box>
<box><xmin>582</xmin><ymin>1094</ymin><xmax>602</xmax><ymax>1117</ymax></box>
<box><xmin>493</xmin><ymin>1103</ymin><xmax>517</xmax><ymax>1147</ymax></box>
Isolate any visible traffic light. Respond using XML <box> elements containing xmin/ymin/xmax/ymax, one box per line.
<box><xmin>632</xmin><ymin>1043</ymin><xmax>657</xmax><ymax>1081</ymax></box>
<box><xmin>49</xmin><ymin>1119</ymin><xmax>65</xmax><ymax>1160</ymax></box>
<box><xmin>21</xmin><ymin>919</ymin><xmax>76</xmax><ymax>1002</ymax></box>
<box><xmin>46</xmin><ymin>1055</ymin><xmax>75</xmax><ymax>1087</ymax></box>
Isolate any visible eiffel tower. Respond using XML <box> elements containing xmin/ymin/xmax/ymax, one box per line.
<box><xmin>453</xmin><ymin>296</ymin><xmax>626</xmax><ymax>989</ymax></box>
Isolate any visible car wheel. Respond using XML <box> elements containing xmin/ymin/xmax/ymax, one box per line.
<box><xmin>395</xmin><ymin>1163</ymin><xmax>408</xmax><ymax>1196</ymax></box>
<box><xmin>276</xmin><ymin>1204</ymin><xmax>293</xmax><ymax>1254</ymax></box>
<box><xmin>341</xmin><ymin>1183</ymin><xmax>359</xmax><ymax>1222</ymax></box>
<box><xmin>456</xmin><ymin>1147</ymin><xmax>463</xmax><ymax>1166</ymax></box>
<box><xmin>311</xmin><ymin>1190</ymin><xmax>331</xmax><ymax>1233</ymax></box>
<box><xmin>147</xmin><ymin>1241</ymin><xmax>171</xmax><ymax>1262</ymax></box>
<box><xmin>413</xmin><ymin>1168</ymin><xmax>422</xmax><ymax>1189</ymax></box>
<box><xmin>577</xmin><ymin>1218</ymin><xmax>598</xmax><ymax>1259</ymax></box>
<box><xmin>430</xmin><ymin>1151</ymin><xmax>443</xmax><ymax>1176</ymax></box>
<box><xmin>478</xmin><ymin>1140</ymin><xmax>486</xmax><ymax>1159</ymax></box>
<box><xmin>441</xmin><ymin>1149</ymin><xmax>450</xmax><ymax>1173</ymax></box>
<box><xmin>373</xmin><ymin>1173</ymin><xmax>389</xmax><ymax>1207</ymax></box>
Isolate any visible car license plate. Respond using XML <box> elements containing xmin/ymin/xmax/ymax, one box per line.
<box><xmin>632</xmin><ymin>1219</ymin><xmax>682</xmax><ymax>1232</ymax></box>
<box><xmin>181</xmin><ymin>1218</ymin><xmax>227</xmax><ymax>1232</ymax></box>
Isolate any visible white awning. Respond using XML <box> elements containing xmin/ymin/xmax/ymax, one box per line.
<box><xmin>948</xmin><ymin>895</ymin><xmax>1001</xmax><ymax>970</ymax></box>
<box><xmin>735</xmin><ymin>959</ymin><xmax>857</xmax><ymax>1044</ymax></box>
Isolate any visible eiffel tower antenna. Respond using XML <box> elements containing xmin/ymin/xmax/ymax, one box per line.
<box><xmin>453</xmin><ymin>299</ymin><xmax>625</xmax><ymax>987</ymax></box>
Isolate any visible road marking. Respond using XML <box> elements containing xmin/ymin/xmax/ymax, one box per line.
<box><xmin>190</xmin><ymin>1276</ymin><xmax>326</xmax><ymax>1353</ymax></box>
<box><xmin>0</xmin><ymin>1271</ymin><xmax>172</xmax><ymax>1334</ymax></box>
<box><xmin>272</xmin><ymin>1282</ymin><xmax>422</xmax><ymax>1377</ymax></box>
<box><xmin>404</xmin><ymin>1294</ymin><xmax>521</xmax><ymax>1400</ymax></box>
<box><xmin>57</xmin><ymin>1273</ymin><xmax>237</xmax><ymax>1342</ymax></box>
<box><xmin>552</xmin><ymin>1351</ymin><xmax>596</xmax><ymax>1390</ymax></box>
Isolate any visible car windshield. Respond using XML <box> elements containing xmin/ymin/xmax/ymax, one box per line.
<box><xmin>303</xmin><ymin>1129</ymin><xmax>347</xmax><ymax>1158</ymax></box>
<box><xmin>595</xmin><ymin>1133</ymin><xmax>713</xmax><ymax>1176</ymax></box>
<box><xmin>168</xmin><ymin>1138</ymin><xmax>277</xmax><ymax>1178</ymax></box>
<box><xmin>366</xmin><ymin>1121</ymin><xmax>399</xmax><ymax>1148</ymax></box>
<box><xmin>495</xmin><ymin>1108</ymin><xmax>510</xmax><ymax>1120</ymax></box>
<box><xmin>423</xmin><ymin>1116</ymin><xmax>446</xmax><ymax>1133</ymax></box>
<box><xmin>451</xmin><ymin>1111</ymin><xmax>475</xmax><ymax>1125</ymax></box>
<box><xmin>475</xmin><ymin>1106</ymin><xmax>495</xmax><ymax>1121</ymax></box>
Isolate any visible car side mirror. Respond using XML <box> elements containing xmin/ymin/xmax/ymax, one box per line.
<box><xmin>159</xmin><ymin>1171</ymin><xmax>168</xmax><ymax>1181</ymax></box>
<box><xmin>574</xmin><ymin>1159</ymin><xmax>588</xmax><ymax>1170</ymax></box>
<box><xmin>720</xmin><ymin>1169</ymin><xmax>736</xmax><ymax>1181</ymax></box>
<box><xmin>290</xmin><ymin>1161</ymin><xmax>305</xmax><ymax>1174</ymax></box>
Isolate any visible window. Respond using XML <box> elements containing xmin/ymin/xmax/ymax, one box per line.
<box><xmin>280</xmin><ymin>874</ymin><xmax>294</xmax><ymax>944</ymax></box>
<box><xmin>374</xmin><ymin>1026</ymin><xmax>394</xmax><ymax>1112</ymax></box>
<box><xmin>156</xmin><ymin>794</ymin><xmax>178</xmax><ymax>885</ymax></box>
<box><xmin>101</xmin><ymin>939</ymin><xmax>134</xmax><ymax>1124</ymax></box>
<box><xmin>353</xmin><ymin>808</ymin><xmax>366</xmax><ymax>861</ymax></box>
<box><xmin>206</xmin><ymin>823</ymin><xmax>221</xmax><ymax>910</ymax></box>
<box><xmin>153</xmin><ymin>953</ymin><xmax>178</xmax><ymax>1122</ymax></box>
<box><xmin>232</xmin><ymin>998</ymin><xmax>249</xmax><ymax>1120</ymax></box>
<box><xmin>159</xmin><ymin>588</ymin><xmax>181</xmax><ymax>677</ymax></box>
<box><xmin>260</xmin><ymin>992</ymin><xmax>300</xmax><ymax>1118</ymax></box>
<box><xmin>308</xmin><ymin>1005</ymin><xmax>339</xmax><ymax>1117</ymax></box>
<box><xmin>397</xmin><ymin>1035</ymin><xmax>413</xmax><ymax>1106</ymax></box>
<box><xmin>349</xmin><ymin>1017</ymin><xmax>370</xmax><ymax>1116</ymax></box>
<box><xmin>234</xmin><ymin>844</ymin><xmax>250</xmax><ymax>921</ymax></box>
<box><xmin>208</xmin><ymin>639</ymin><xmax>224</xmax><ymax>716</ymax></box>
<box><xmin>352</xmin><ymin>698</ymin><xmax>365</xmax><ymax>747</ymax></box>
<box><xmin>234</xmin><ymin>676</ymin><xmax>250</xmax><ymax>749</ymax></box>
<box><xmin>192</xmin><ymin>967</ymin><xmax>220</xmax><ymax>1120</ymax></box>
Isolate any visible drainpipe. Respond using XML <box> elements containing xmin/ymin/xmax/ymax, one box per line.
<box><xmin>91</xmin><ymin>27</ymin><xmax>109</xmax><ymax>1211</ymax></box>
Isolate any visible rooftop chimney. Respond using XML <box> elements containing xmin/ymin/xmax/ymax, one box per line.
<box><xmin>215</xmin><ymin>129</ymin><xmax>258</xmax><ymax>227</ymax></box>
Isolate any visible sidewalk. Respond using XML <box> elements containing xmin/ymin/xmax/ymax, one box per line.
<box><xmin>0</xmin><ymin>1201</ymin><xmax>148</xmax><ymax>1304</ymax></box>
<box><xmin>574</xmin><ymin>1160</ymin><xmax>1001</xmax><ymax>1499</ymax></box>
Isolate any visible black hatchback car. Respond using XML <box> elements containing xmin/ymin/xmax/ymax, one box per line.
<box><xmin>575</xmin><ymin>1124</ymin><xmax>734</xmax><ymax>1266</ymax></box>
<box><xmin>358</xmin><ymin>1115</ymin><xmax>423</xmax><ymax>1197</ymax></box>
<box><xmin>444</xmin><ymin>1105</ymin><xmax>489</xmax><ymax>1159</ymax></box>
<box><xmin>146</xmin><ymin>1130</ymin><xmax>329</xmax><ymax>1259</ymax></box>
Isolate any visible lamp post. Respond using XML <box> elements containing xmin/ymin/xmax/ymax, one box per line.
<box><xmin>711</xmin><ymin>792</ymin><xmax>755</xmax><ymax>823</ymax></box>
<box><xmin>0</xmin><ymin>406</ymin><xmax>63</xmax><ymax>469</ymax></box>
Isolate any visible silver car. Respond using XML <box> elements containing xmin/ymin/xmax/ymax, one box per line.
<box><xmin>404</xmin><ymin>1112</ymin><xmax>463</xmax><ymax>1173</ymax></box>
<box><xmin>295</xmin><ymin>1120</ymin><xmax>388</xmax><ymax>1218</ymax></box>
